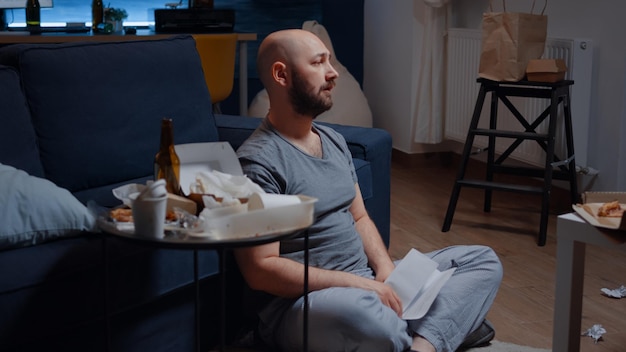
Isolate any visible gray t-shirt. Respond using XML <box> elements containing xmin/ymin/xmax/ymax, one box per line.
<box><xmin>237</xmin><ymin>118</ymin><xmax>369</xmax><ymax>272</ymax></box>
<box><xmin>237</xmin><ymin>119</ymin><xmax>373</xmax><ymax>331</ymax></box>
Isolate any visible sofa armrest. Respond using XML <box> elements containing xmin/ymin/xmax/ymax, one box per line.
<box><xmin>318</xmin><ymin>122</ymin><xmax>392</xmax><ymax>164</ymax></box>
<box><xmin>215</xmin><ymin>114</ymin><xmax>392</xmax><ymax>246</ymax></box>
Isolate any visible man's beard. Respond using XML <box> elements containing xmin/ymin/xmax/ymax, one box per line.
<box><xmin>288</xmin><ymin>69</ymin><xmax>334</xmax><ymax>118</ymax></box>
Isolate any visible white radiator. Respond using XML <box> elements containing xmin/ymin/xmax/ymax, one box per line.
<box><xmin>444</xmin><ymin>28</ymin><xmax>593</xmax><ymax>167</ymax></box>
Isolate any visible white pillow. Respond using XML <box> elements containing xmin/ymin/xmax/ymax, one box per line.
<box><xmin>248</xmin><ymin>21</ymin><xmax>373</xmax><ymax>128</ymax></box>
<box><xmin>0</xmin><ymin>163</ymin><xmax>96</xmax><ymax>250</ymax></box>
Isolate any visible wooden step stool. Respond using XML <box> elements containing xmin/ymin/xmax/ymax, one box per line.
<box><xmin>442</xmin><ymin>78</ymin><xmax>580</xmax><ymax>246</ymax></box>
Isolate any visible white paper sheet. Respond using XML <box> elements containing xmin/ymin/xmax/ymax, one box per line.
<box><xmin>385</xmin><ymin>248</ymin><xmax>456</xmax><ymax>319</ymax></box>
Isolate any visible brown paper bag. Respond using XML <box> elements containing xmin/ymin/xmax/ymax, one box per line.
<box><xmin>478</xmin><ymin>0</ymin><xmax>548</xmax><ymax>82</ymax></box>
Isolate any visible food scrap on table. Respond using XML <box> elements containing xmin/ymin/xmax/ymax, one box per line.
<box><xmin>109</xmin><ymin>208</ymin><xmax>177</xmax><ymax>222</ymax></box>
<box><xmin>597</xmin><ymin>200</ymin><xmax>624</xmax><ymax>218</ymax></box>
<box><xmin>110</xmin><ymin>208</ymin><xmax>133</xmax><ymax>222</ymax></box>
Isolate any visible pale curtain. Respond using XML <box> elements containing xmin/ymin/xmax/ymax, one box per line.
<box><xmin>413</xmin><ymin>0</ymin><xmax>449</xmax><ymax>143</ymax></box>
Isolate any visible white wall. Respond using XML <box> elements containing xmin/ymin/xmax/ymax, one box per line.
<box><xmin>620</xmin><ymin>63</ymin><xmax>626</xmax><ymax>190</ymax></box>
<box><xmin>365</xmin><ymin>0</ymin><xmax>626</xmax><ymax>191</ymax></box>
<box><xmin>364</xmin><ymin>0</ymin><xmax>422</xmax><ymax>153</ymax></box>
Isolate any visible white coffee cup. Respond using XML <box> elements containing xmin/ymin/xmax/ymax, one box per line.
<box><xmin>132</xmin><ymin>195</ymin><xmax>168</xmax><ymax>239</ymax></box>
<box><xmin>247</xmin><ymin>192</ymin><xmax>301</xmax><ymax>211</ymax></box>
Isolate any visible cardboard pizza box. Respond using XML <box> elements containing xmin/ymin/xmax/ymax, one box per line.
<box><xmin>526</xmin><ymin>59</ymin><xmax>567</xmax><ymax>83</ymax></box>
<box><xmin>572</xmin><ymin>192</ymin><xmax>626</xmax><ymax>230</ymax></box>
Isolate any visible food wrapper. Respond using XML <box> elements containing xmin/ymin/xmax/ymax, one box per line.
<box><xmin>112</xmin><ymin>183</ymin><xmax>148</xmax><ymax>208</ymax></box>
<box><xmin>190</xmin><ymin>170</ymin><xmax>265</xmax><ymax>199</ymax></box>
<box><xmin>202</xmin><ymin>193</ymin><xmax>242</xmax><ymax>209</ymax></box>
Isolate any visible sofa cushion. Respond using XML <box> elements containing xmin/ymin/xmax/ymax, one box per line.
<box><xmin>0</xmin><ymin>36</ymin><xmax>217</xmax><ymax>199</ymax></box>
<box><xmin>0</xmin><ymin>163</ymin><xmax>96</xmax><ymax>250</ymax></box>
<box><xmin>0</xmin><ymin>65</ymin><xmax>44</xmax><ymax>178</ymax></box>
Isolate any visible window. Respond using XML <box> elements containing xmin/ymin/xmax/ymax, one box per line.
<box><xmin>5</xmin><ymin>0</ymin><xmax>161</xmax><ymax>27</ymax></box>
<box><xmin>2</xmin><ymin>0</ymin><xmax>321</xmax><ymax>80</ymax></box>
<box><xmin>4</xmin><ymin>0</ymin><xmax>321</xmax><ymax>30</ymax></box>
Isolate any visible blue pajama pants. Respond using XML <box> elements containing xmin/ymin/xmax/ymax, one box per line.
<box><xmin>258</xmin><ymin>245</ymin><xmax>503</xmax><ymax>352</ymax></box>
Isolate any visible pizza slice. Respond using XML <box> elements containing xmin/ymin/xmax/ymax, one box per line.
<box><xmin>597</xmin><ymin>200</ymin><xmax>625</xmax><ymax>218</ymax></box>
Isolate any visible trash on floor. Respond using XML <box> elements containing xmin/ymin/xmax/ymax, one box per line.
<box><xmin>582</xmin><ymin>324</ymin><xmax>606</xmax><ymax>343</ymax></box>
<box><xmin>601</xmin><ymin>284</ymin><xmax>626</xmax><ymax>298</ymax></box>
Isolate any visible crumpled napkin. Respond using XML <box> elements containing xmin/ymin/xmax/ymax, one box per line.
<box><xmin>203</xmin><ymin>193</ymin><xmax>242</xmax><ymax>209</ymax></box>
<box><xmin>112</xmin><ymin>183</ymin><xmax>148</xmax><ymax>208</ymax></box>
<box><xmin>582</xmin><ymin>324</ymin><xmax>606</xmax><ymax>343</ymax></box>
<box><xmin>601</xmin><ymin>285</ymin><xmax>626</xmax><ymax>298</ymax></box>
<box><xmin>190</xmin><ymin>170</ymin><xmax>265</xmax><ymax>199</ymax></box>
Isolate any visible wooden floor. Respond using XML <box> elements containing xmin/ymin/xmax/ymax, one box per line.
<box><xmin>388</xmin><ymin>153</ymin><xmax>626</xmax><ymax>351</ymax></box>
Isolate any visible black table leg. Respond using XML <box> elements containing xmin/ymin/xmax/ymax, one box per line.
<box><xmin>103</xmin><ymin>236</ymin><xmax>111</xmax><ymax>351</ymax></box>
<box><xmin>219</xmin><ymin>248</ymin><xmax>226</xmax><ymax>352</ymax></box>
<box><xmin>195</xmin><ymin>248</ymin><xmax>226</xmax><ymax>352</ymax></box>
<box><xmin>303</xmin><ymin>230</ymin><xmax>309</xmax><ymax>352</ymax></box>
<box><xmin>194</xmin><ymin>249</ymin><xmax>200</xmax><ymax>352</ymax></box>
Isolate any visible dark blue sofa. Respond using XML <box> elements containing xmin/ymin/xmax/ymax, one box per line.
<box><xmin>0</xmin><ymin>35</ymin><xmax>391</xmax><ymax>351</ymax></box>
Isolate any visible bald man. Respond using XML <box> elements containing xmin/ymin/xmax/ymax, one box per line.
<box><xmin>234</xmin><ymin>29</ymin><xmax>503</xmax><ymax>352</ymax></box>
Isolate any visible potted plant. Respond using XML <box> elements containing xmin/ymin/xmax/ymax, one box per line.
<box><xmin>103</xmin><ymin>7</ymin><xmax>127</xmax><ymax>33</ymax></box>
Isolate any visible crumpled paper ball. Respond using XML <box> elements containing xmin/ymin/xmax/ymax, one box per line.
<box><xmin>582</xmin><ymin>324</ymin><xmax>606</xmax><ymax>343</ymax></box>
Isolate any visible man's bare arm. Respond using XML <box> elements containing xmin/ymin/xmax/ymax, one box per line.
<box><xmin>349</xmin><ymin>184</ymin><xmax>396</xmax><ymax>282</ymax></box>
<box><xmin>233</xmin><ymin>236</ymin><xmax>402</xmax><ymax>315</ymax></box>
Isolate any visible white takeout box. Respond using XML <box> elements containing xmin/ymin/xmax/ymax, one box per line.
<box><xmin>201</xmin><ymin>194</ymin><xmax>317</xmax><ymax>240</ymax></box>
<box><xmin>175</xmin><ymin>142</ymin><xmax>317</xmax><ymax>239</ymax></box>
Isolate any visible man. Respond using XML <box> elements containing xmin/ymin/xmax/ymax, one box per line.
<box><xmin>234</xmin><ymin>29</ymin><xmax>503</xmax><ymax>352</ymax></box>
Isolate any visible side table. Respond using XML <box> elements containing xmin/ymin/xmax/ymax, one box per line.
<box><xmin>99</xmin><ymin>218</ymin><xmax>312</xmax><ymax>352</ymax></box>
<box><xmin>553</xmin><ymin>213</ymin><xmax>626</xmax><ymax>351</ymax></box>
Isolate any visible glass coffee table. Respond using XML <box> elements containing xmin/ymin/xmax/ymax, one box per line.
<box><xmin>98</xmin><ymin>197</ymin><xmax>316</xmax><ymax>352</ymax></box>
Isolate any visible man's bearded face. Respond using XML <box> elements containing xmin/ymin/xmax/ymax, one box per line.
<box><xmin>288</xmin><ymin>68</ymin><xmax>334</xmax><ymax>118</ymax></box>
